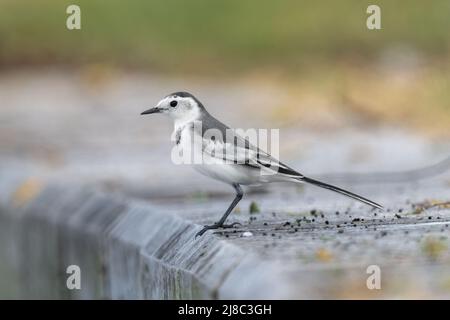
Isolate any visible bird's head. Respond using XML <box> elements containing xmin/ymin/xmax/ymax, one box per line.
<box><xmin>141</xmin><ymin>91</ymin><xmax>204</xmax><ymax>123</ymax></box>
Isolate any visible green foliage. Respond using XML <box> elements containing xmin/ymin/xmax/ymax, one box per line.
<box><xmin>0</xmin><ymin>0</ymin><xmax>449</xmax><ymax>72</ymax></box>
<box><xmin>249</xmin><ymin>201</ymin><xmax>260</xmax><ymax>214</ymax></box>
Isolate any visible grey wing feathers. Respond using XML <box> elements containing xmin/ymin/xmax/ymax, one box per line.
<box><xmin>198</xmin><ymin>111</ymin><xmax>304</xmax><ymax>177</ymax></box>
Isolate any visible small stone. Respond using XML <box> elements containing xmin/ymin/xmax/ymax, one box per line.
<box><xmin>242</xmin><ymin>231</ymin><xmax>253</xmax><ymax>237</ymax></box>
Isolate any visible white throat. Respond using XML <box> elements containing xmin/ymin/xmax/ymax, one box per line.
<box><xmin>173</xmin><ymin>107</ymin><xmax>201</xmax><ymax>130</ymax></box>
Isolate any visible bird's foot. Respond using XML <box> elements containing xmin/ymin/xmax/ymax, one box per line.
<box><xmin>195</xmin><ymin>222</ymin><xmax>241</xmax><ymax>238</ymax></box>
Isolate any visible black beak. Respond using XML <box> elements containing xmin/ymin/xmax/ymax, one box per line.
<box><xmin>140</xmin><ymin>107</ymin><xmax>161</xmax><ymax>115</ymax></box>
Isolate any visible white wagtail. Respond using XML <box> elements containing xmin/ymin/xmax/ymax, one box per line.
<box><xmin>141</xmin><ymin>92</ymin><xmax>383</xmax><ymax>237</ymax></box>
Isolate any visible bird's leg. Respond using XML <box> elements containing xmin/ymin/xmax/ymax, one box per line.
<box><xmin>195</xmin><ymin>184</ymin><xmax>243</xmax><ymax>237</ymax></box>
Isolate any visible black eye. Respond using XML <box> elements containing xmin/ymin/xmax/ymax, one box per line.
<box><xmin>170</xmin><ymin>100</ymin><xmax>178</xmax><ymax>107</ymax></box>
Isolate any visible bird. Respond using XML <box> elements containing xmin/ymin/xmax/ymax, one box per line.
<box><xmin>141</xmin><ymin>91</ymin><xmax>383</xmax><ymax>237</ymax></box>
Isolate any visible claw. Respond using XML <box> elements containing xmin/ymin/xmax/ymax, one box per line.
<box><xmin>226</xmin><ymin>222</ymin><xmax>242</xmax><ymax>227</ymax></box>
<box><xmin>195</xmin><ymin>222</ymin><xmax>241</xmax><ymax>238</ymax></box>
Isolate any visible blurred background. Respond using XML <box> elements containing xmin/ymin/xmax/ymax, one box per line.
<box><xmin>1</xmin><ymin>0</ymin><xmax>450</xmax><ymax>299</ymax></box>
<box><xmin>1</xmin><ymin>0</ymin><xmax>449</xmax><ymax>196</ymax></box>
<box><xmin>2</xmin><ymin>0</ymin><xmax>450</xmax><ymax>131</ymax></box>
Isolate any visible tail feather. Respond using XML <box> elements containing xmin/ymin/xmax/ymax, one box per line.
<box><xmin>300</xmin><ymin>176</ymin><xmax>383</xmax><ymax>210</ymax></box>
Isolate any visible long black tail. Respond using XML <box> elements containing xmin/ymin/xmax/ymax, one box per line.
<box><xmin>301</xmin><ymin>176</ymin><xmax>383</xmax><ymax>210</ymax></box>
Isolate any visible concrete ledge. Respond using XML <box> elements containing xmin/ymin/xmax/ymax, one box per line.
<box><xmin>0</xmin><ymin>182</ymin><xmax>288</xmax><ymax>299</ymax></box>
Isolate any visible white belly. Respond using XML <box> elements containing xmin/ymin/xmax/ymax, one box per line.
<box><xmin>193</xmin><ymin>161</ymin><xmax>263</xmax><ymax>185</ymax></box>
<box><xmin>174</xmin><ymin>125</ymin><xmax>266</xmax><ymax>185</ymax></box>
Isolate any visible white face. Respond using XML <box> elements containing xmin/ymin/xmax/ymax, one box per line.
<box><xmin>155</xmin><ymin>95</ymin><xmax>200</xmax><ymax>122</ymax></box>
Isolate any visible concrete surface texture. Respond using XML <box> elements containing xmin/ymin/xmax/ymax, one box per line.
<box><xmin>0</xmin><ymin>185</ymin><xmax>287</xmax><ymax>299</ymax></box>
<box><xmin>0</xmin><ymin>71</ymin><xmax>450</xmax><ymax>299</ymax></box>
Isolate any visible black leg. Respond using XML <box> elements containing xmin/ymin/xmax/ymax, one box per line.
<box><xmin>195</xmin><ymin>184</ymin><xmax>243</xmax><ymax>237</ymax></box>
